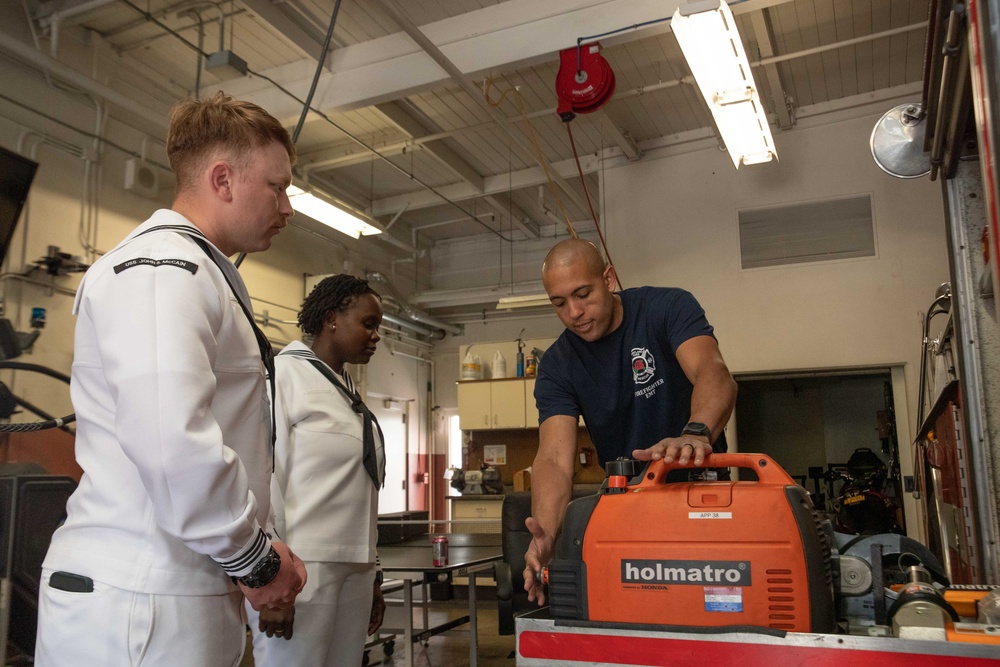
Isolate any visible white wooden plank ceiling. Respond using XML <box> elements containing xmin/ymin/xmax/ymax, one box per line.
<box><xmin>13</xmin><ymin>0</ymin><xmax>929</xmax><ymax>254</ymax></box>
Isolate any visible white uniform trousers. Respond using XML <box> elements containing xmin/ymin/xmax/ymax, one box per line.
<box><xmin>248</xmin><ymin>561</ymin><xmax>375</xmax><ymax>667</ymax></box>
<box><xmin>35</xmin><ymin>569</ymin><xmax>246</xmax><ymax>667</ymax></box>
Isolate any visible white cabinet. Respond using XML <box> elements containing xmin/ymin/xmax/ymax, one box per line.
<box><xmin>458</xmin><ymin>381</ymin><xmax>492</xmax><ymax>430</ymax></box>
<box><xmin>458</xmin><ymin>379</ymin><xmax>529</xmax><ymax>430</ymax></box>
<box><xmin>525</xmin><ymin>378</ymin><xmax>538</xmax><ymax>428</ymax></box>
<box><xmin>491</xmin><ymin>380</ymin><xmax>526</xmax><ymax>428</ymax></box>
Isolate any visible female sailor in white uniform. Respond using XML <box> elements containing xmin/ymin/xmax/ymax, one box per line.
<box><xmin>248</xmin><ymin>274</ymin><xmax>386</xmax><ymax>666</ymax></box>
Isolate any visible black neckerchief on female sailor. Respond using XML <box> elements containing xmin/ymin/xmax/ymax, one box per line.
<box><xmin>280</xmin><ymin>348</ymin><xmax>385</xmax><ymax>489</ymax></box>
<box><xmin>132</xmin><ymin>224</ymin><xmax>276</xmax><ymax>465</ymax></box>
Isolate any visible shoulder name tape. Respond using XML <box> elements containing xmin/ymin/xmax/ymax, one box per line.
<box><xmin>114</xmin><ymin>258</ymin><xmax>199</xmax><ymax>275</ymax></box>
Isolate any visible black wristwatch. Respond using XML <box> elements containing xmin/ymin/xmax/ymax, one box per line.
<box><xmin>374</xmin><ymin>570</ymin><xmax>384</xmax><ymax>586</ymax></box>
<box><xmin>236</xmin><ymin>546</ymin><xmax>281</xmax><ymax>589</ymax></box>
<box><xmin>682</xmin><ymin>421</ymin><xmax>712</xmax><ymax>439</ymax></box>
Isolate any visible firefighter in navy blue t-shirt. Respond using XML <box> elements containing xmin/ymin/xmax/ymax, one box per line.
<box><xmin>523</xmin><ymin>239</ymin><xmax>737</xmax><ymax>606</ymax></box>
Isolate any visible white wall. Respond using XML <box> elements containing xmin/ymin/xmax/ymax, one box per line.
<box><xmin>601</xmin><ymin>110</ymin><xmax>948</xmax><ymax>407</ymax></box>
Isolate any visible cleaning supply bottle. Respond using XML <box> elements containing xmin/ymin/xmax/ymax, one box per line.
<box><xmin>493</xmin><ymin>350</ymin><xmax>507</xmax><ymax>378</ymax></box>
<box><xmin>516</xmin><ymin>337</ymin><xmax>525</xmax><ymax>377</ymax></box>
<box><xmin>525</xmin><ymin>354</ymin><xmax>537</xmax><ymax>376</ymax></box>
<box><xmin>461</xmin><ymin>350</ymin><xmax>481</xmax><ymax>380</ymax></box>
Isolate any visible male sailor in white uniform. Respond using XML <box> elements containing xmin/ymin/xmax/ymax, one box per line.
<box><xmin>35</xmin><ymin>92</ymin><xmax>307</xmax><ymax>666</ymax></box>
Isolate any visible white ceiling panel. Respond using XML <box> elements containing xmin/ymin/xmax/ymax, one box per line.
<box><xmin>7</xmin><ymin>0</ymin><xmax>931</xmax><ymax>303</ymax></box>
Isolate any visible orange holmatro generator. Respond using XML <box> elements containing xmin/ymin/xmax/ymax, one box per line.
<box><xmin>545</xmin><ymin>454</ymin><xmax>836</xmax><ymax>633</ymax></box>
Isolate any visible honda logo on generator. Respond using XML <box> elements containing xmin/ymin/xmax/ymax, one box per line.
<box><xmin>621</xmin><ymin>560</ymin><xmax>751</xmax><ymax>586</ymax></box>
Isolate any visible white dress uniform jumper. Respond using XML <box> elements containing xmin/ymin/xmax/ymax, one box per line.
<box><xmin>36</xmin><ymin>210</ymin><xmax>275</xmax><ymax>667</ymax></box>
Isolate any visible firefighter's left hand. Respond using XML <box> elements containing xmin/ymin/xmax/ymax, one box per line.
<box><xmin>633</xmin><ymin>435</ymin><xmax>711</xmax><ymax>467</ymax></box>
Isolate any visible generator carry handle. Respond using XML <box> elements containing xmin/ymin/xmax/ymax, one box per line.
<box><xmin>639</xmin><ymin>453</ymin><xmax>795</xmax><ymax>487</ymax></box>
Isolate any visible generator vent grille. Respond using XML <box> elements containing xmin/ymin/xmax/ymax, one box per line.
<box><xmin>547</xmin><ymin>561</ymin><xmax>588</xmax><ymax>620</ymax></box>
<box><xmin>766</xmin><ymin>569</ymin><xmax>798</xmax><ymax>628</ymax></box>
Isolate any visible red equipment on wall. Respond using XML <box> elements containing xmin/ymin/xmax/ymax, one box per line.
<box><xmin>555</xmin><ymin>42</ymin><xmax>616</xmax><ymax>122</ymax></box>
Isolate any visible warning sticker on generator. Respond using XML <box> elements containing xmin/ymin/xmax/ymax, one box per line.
<box><xmin>704</xmin><ymin>586</ymin><xmax>743</xmax><ymax>612</ymax></box>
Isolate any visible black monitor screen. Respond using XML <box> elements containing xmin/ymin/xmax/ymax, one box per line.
<box><xmin>0</xmin><ymin>145</ymin><xmax>39</xmax><ymax>265</ymax></box>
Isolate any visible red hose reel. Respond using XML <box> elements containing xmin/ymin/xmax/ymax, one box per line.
<box><xmin>555</xmin><ymin>42</ymin><xmax>616</xmax><ymax>122</ymax></box>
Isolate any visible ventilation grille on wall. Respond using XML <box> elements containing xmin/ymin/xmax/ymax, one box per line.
<box><xmin>739</xmin><ymin>195</ymin><xmax>875</xmax><ymax>269</ymax></box>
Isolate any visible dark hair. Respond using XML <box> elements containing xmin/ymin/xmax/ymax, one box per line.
<box><xmin>167</xmin><ymin>91</ymin><xmax>296</xmax><ymax>194</ymax></box>
<box><xmin>298</xmin><ymin>274</ymin><xmax>380</xmax><ymax>335</ymax></box>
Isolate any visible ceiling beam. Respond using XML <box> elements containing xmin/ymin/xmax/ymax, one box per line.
<box><xmin>240</xmin><ymin>0</ymin><xmax>324</xmax><ymax>61</ymax></box>
<box><xmin>34</xmin><ymin>0</ymin><xmax>115</xmax><ymax>26</ymax></box>
<box><xmin>372</xmin><ymin>152</ymin><xmax>599</xmax><ymax>215</ymax></box>
<box><xmin>749</xmin><ymin>8</ymin><xmax>794</xmax><ymax>130</ymax></box>
<box><xmin>374</xmin><ymin>100</ymin><xmax>485</xmax><ymax>192</ymax></box>
<box><xmin>375</xmin><ymin>100</ymin><xmax>541</xmax><ymax>237</ymax></box>
<box><xmin>303</xmin><ymin>143</ymin><xmax>420</xmax><ymax>172</ymax></box>
<box><xmin>594</xmin><ymin>111</ymin><xmax>642</xmax><ymax>160</ymax></box>
<box><xmin>482</xmin><ymin>195</ymin><xmax>540</xmax><ymax>238</ymax></box>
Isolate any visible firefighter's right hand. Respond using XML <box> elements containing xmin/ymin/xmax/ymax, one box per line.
<box><xmin>523</xmin><ymin>516</ymin><xmax>553</xmax><ymax>606</ymax></box>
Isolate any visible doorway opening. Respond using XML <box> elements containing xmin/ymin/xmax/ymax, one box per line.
<box><xmin>734</xmin><ymin>369</ymin><xmax>906</xmax><ymax>535</ymax></box>
<box><xmin>373</xmin><ymin>400</ymin><xmax>408</xmax><ymax>514</ymax></box>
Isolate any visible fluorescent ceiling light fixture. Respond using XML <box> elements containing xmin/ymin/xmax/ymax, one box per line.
<box><xmin>496</xmin><ymin>294</ymin><xmax>553</xmax><ymax>310</ymax></box>
<box><xmin>672</xmin><ymin>0</ymin><xmax>777</xmax><ymax>168</ymax></box>
<box><xmin>286</xmin><ymin>185</ymin><xmax>382</xmax><ymax>239</ymax></box>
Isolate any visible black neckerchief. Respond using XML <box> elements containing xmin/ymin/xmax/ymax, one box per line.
<box><xmin>131</xmin><ymin>224</ymin><xmax>276</xmax><ymax>466</ymax></box>
<box><xmin>280</xmin><ymin>348</ymin><xmax>385</xmax><ymax>489</ymax></box>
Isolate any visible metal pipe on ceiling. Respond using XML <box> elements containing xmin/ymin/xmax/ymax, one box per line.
<box><xmin>382</xmin><ymin>312</ymin><xmax>435</xmax><ymax>338</ymax></box>
<box><xmin>410</xmin><ymin>213</ymin><xmax>495</xmax><ymax>230</ymax></box>
<box><xmin>385</xmin><ymin>345</ymin><xmax>431</xmax><ymax>364</ymax></box>
<box><xmin>0</xmin><ymin>32</ymin><xmax>168</xmax><ymax>124</ymax></box>
<box><xmin>754</xmin><ymin>21</ymin><xmax>929</xmax><ymax>69</ymax></box>
<box><xmin>367</xmin><ymin>271</ymin><xmax>462</xmax><ymax>337</ymax></box>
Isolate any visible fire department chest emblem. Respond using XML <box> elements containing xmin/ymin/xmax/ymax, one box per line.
<box><xmin>631</xmin><ymin>347</ymin><xmax>656</xmax><ymax>385</ymax></box>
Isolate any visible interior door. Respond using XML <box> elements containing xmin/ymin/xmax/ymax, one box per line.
<box><xmin>371</xmin><ymin>403</ymin><xmax>407</xmax><ymax>513</ymax></box>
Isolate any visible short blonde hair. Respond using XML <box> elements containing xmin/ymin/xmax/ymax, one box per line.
<box><xmin>167</xmin><ymin>91</ymin><xmax>295</xmax><ymax>194</ymax></box>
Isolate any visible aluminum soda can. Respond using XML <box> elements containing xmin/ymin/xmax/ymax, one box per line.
<box><xmin>433</xmin><ymin>535</ymin><xmax>449</xmax><ymax>567</ymax></box>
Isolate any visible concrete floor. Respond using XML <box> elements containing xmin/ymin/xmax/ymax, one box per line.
<box><xmin>242</xmin><ymin>602</ymin><xmax>517</xmax><ymax>667</ymax></box>
<box><xmin>373</xmin><ymin>608</ymin><xmax>515</xmax><ymax>667</ymax></box>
